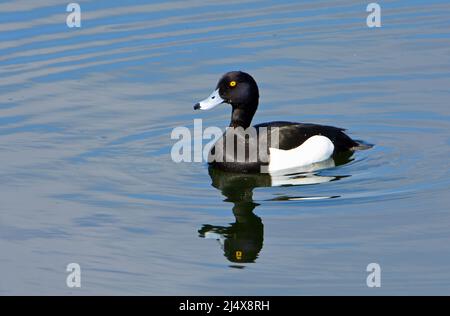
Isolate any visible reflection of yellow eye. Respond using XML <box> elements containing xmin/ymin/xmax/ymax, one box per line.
<box><xmin>229</xmin><ymin>81</ymin><xmax>237</xmax><ymax>87</ymax></box>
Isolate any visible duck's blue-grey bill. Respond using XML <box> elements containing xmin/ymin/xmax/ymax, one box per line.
<box><xmin>194</xmin><ymin>89</ymin><xmax>224</xmax><ymax>110</ymax></box>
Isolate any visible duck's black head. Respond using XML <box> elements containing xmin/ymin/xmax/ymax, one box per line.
<box><xmin>194</xmin><ymin>71</ymin><xmax>259</xmax><ymax>128</ymax></box>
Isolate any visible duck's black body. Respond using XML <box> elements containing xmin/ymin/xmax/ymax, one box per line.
<box><xmin>195</xmin><ymin>71</ymin><xmax>366</xmax><ymax>173</ymax></box>
<box><xmin>208</xmin><ymin>121</ymin><xmax>358</xmax><ymax>172</ymax></box>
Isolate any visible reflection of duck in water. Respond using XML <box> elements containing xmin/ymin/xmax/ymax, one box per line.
<box><xmin>199</xmin><ymin>155</ymin><xmax>352</xmax><ymax>265</ymax></box>
<box><xmin>198</xmin><ymin>167</ymin><xmax>265</xmax><ymax>264</ymax></box>
<box><xmin>199</xmin><ymin>200</ymin><xmax>263</xmax><ymax>264</ymax></box>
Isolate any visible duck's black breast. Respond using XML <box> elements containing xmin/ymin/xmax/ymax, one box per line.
<box><xmin>208</xmin><ymin>121</ymin><xmax>358</xmax><ymax>172</ymax></box>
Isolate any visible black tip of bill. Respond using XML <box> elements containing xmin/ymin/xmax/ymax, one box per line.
<box><xmin>193</xmin><ymin>103</ymin><xmax>200</xmax><ymax>110</ymax></box>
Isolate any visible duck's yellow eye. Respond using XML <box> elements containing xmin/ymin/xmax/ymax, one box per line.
<box><xmin>229</xmin><ymin>81</ymin><xmax>237</xmax><ymax>87</ymax></box>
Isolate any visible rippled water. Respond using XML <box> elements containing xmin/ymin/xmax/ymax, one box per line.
<box><xmin>1</xmin><ymin>0</ymin><xmax>450</xmax><ymax>295</ymax></box>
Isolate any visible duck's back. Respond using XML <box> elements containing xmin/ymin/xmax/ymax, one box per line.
<box><xmin>255</xmin><ymin>121</ymin><xmax>359</xmax><ymax>152</ymax></box>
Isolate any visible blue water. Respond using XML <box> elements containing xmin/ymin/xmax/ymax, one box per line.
<box><xmin>1</xmin><ymin>0</ymin><xmax>450</xmax><ymax>295</ymax></box>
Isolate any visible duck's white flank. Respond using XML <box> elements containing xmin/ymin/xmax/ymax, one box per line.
<box><xmin>268</xmin><ymin>135</ymin><xmax>334</xmax><ymax>173</ymax></box>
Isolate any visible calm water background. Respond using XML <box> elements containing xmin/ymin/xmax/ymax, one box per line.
<box><xmin>1</xmin><ymin>0</ymin><xmax>450</xmax><ymax>295</ymax></box>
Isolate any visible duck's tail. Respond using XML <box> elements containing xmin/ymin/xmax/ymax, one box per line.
<box><xmin>351</xmin><ymin>140</ymin><xmax>374</xmax><ymax>151</ymax></box>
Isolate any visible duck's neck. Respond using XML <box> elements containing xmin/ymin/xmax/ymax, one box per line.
<box><xmin>229</xmin><ymin>102</ymin><xmax>258</xmax><ymax>129</ymax></box>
